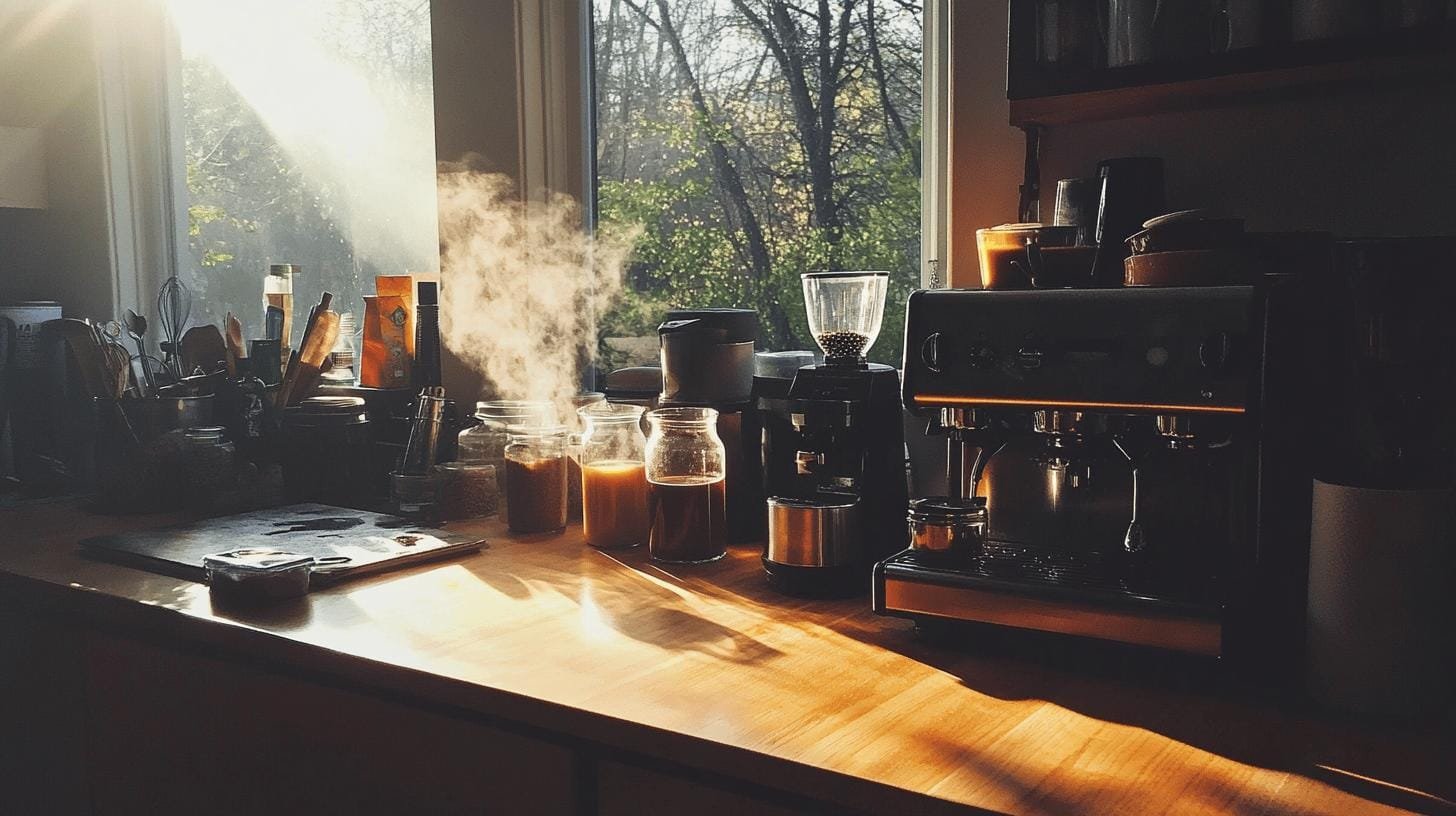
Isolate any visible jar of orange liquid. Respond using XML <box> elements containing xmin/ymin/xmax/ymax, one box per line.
<box><xmin>577</xmin><ymin>402</ymin><xmax>650</xmax><ymax>550</ymax></box>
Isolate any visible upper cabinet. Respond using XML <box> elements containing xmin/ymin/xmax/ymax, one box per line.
<box><xmin>1006</xmin><ymin>1</ymin><xmax>1456</xmax><ymax>126</ymax></box>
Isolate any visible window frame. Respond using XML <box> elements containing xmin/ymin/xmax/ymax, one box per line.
<box><xmin>97</xmin><ymin>0</ymin><xmax>947</xmax><ymax>350</ymax></box>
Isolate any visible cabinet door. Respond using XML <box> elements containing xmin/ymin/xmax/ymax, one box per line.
<box><xmin>596</xmin><ymin>760</ymin><xmax>810</xmax><ymax>816</ymax></box>
<box><xmin>85</xmin><ymin>637</ymin><xmax>577</xmax><ymax>816</ymax></box>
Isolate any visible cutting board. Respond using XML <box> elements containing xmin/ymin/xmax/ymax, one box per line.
<box><xmin>79</xmin><ymin>504</ymin><xmax>484</xmax><ymax>586</ymax></box>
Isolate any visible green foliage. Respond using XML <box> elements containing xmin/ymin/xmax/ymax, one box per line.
<box><xmin>594</xmin><ymin>0</ymin><xmax>923</xmax><ymax>366</ymax></box>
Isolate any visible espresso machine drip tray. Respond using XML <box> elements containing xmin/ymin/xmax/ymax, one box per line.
<box><xmin>873</xmin><ymin>547</ymin><xmax>1224</xmax><ymax>657</ymax></box>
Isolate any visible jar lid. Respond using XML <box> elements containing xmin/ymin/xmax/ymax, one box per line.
<box><xmin>184</xmin><ymin>426</ymin><xmax>227</xmax><ymax>443</ymax></box>
<box><xmin>299</xmin><ymin>396</ymin><xmax>366</xmax><ymax>412</ymax></box>
<box><xmin>507</xmin><ymin>423</ymin><xmax>568</xmax><ymax>441</ymax></box>
<box><xmin>284</xmin><ymin>396</ymin><xmax>368</xmax><ymax>427</ymax></box>
<box><xmin>908</xmin><ymin>497</ymin><xmax>987</xmax><ymax>524</ymax></box>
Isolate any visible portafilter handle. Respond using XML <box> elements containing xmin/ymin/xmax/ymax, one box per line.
<box><xmin>931</xmin><ymin>409</ymin><xmax>1006</xmax><ymax>501</ymax></box>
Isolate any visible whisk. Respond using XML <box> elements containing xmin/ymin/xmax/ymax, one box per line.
<box><xmin>157</xmin><ymin>275</ymin><xmax>192</xmax><ymax>379</ymax></box>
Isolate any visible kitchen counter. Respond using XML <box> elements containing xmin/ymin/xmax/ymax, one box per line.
<box><xmin>0</xmin><ymin>500</ymin><xmax>1451</xmax><ymax>815</ymax></box>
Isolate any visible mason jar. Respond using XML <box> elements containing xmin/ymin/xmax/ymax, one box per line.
<box><xmin>503</xmin><ymin>424</ymin><xmax>569</xmax><ymax>534</ymax></box>
<box><xmin>458</xmin><ymin>400</ymin><xmax>551</xmax><ymax>521</ymax></box>
<box><xmin>578</xmin><ymin>402</ymin><xmax>648</xmax><ymax>550</ymax></box>
<box><xmin>644</xmin><ymin>406</ymin><xmax>726</xmax><ymax>563</ymax></box>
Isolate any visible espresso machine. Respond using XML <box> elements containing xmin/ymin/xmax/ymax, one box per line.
<box><xmin>762</xmin><ymin>272</ymin><xmax>908</xmax><ymax>595</ymax></box>
<box><xmin>875</xmin><ymin>279</ymin><xmax>1315</xmax><ymax>680</ymax></box>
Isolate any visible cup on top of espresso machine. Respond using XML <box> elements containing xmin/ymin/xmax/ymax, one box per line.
<box><xmin>761</xmin><ymin>272</ymin><xmax>907</xmax><ymax>596</ymax></box>
<box><xmin>975</xmin><ymin>223</ymin><xmax>1097</xmax><ymax>290</ymax></box>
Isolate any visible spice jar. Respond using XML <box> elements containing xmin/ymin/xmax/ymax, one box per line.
<box><xmin>180</xmin><ymin>426</ymin><xmax>236</xmax><ymax>511</ymax></box>
<box><xmin>907</xmin><ymin>497</ymin><xmax>987</xmax><ymax>560</ymax></box>
<box><xmin>279</xmin><ymin>396</ymin><xmax>373</xmax><ymax>507</ymax></box>
<box><xmin>457</xmin><ymin>400</ymin><xmax>551</xmax><ymax>517</ymax></box>
<box><xmin>645</xmin><ymin>407</ymin><xmax>726</xmax><ymax>563</ymax></box>
<box><xmin>504</xmin><ymin>425</ymin><xmax>569</xmax><ymax>534</ymax></box>
<box><xmin>436</xmin><ymin>461</ymin><xmax>498</xmax><ymax>520</ymax></box>
<box><xmin>578</xmin><ymin>402</ymin><xmax>648</xmax><ymax>550</ymax></box>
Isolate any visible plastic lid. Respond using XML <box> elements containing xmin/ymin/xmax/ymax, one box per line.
<box><xmin>754</xmin><ymin>350</ymin><xmax>817</xmax><ymax>380</ymax></box>
<box><xmin>908</xmin><ymin>497</ymin><xmax>987</xmax><ymax>524</ymax></box>
<box><xmin>268</xmin><ymin>264</ymin><xmax>301</xmax><ymax>275</ymax></box>
<box><xmin>661</xmin><ymin>308</ymin><xmax>759</xmax><ymax>343</ymax></box>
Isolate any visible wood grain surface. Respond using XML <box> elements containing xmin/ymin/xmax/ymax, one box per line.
<box><xmin>1</xmin><ymin>500</ymin><xmax>1451</xmax><ymax>815</ymax></box>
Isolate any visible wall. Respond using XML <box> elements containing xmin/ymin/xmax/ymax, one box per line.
<box><xmin>948</xmin><ymin>1</ymin><xmax>1456</xmax><ymax>286</ymax></box>
<box><xmin>0</xmin><ymin>1</ymin><xmax>116</xmax><ymax>319</ymax></box>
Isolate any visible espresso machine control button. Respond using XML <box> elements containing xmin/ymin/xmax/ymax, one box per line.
<box><xmin>1199</xmin><ymin>331</ymin><xmax>1233</xmax><ymax>374</ymax></box>
<box><xmin>920</xmin><ymin>333</ymin><xmax>944</xmax><ymax>372</ymax></box>
<box><xmin>966</xmin><ymin>343</ymin><xmax>997</xmax><ymax>369</ymax></box>
<box><xmin>1015</xmin><ymin>347</ymin><xmax>1044</xmax><ymax>370</ymax></box>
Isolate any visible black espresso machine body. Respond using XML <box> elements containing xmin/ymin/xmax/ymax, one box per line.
<box><xmin>874</xmin><ymin>282</ymin><xmax>1313</xmax><ymax>681</ymax></box>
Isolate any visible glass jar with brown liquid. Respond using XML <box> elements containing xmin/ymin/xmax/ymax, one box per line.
<box><xmin>578</xmin><ymin>402</ymin><xmax>648</xmax><ymax>550</ymax></box>
<box><xmin>504</xmin><ymin>425</ymin><xmax>569</xmax><ymax>534</ymax></box>
<box><xmin>645</xmin><ymin>407</ymin><xmax>727</xmax><ymax>563</ymax></box>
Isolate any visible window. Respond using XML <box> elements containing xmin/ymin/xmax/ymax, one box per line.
<box><xmin>591</xmin><ymin>0</ymin><xmax>925</xmax><ymax>366</ymax></box>
<box><xmin>165</xmin><ymin>0</ymin><xmax>438</xmax><ymax>341</ymax></box>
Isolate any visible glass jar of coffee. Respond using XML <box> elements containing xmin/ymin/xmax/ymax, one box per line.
<box><xmin>644</xmin><ymin>407</ymin><xmax>726</xmax><ymax>563</ymax></box>
<box><xmin>503</xmin><ymin>425</ymin><xmax>569</xmax><ymax>534</ymax></box>
<box><xmin>578</xmin><ymin>402</ymin><xmax>648</xmax><ymax>550</ymax></box>
<box><xmin>567</xmin><ymin>392</ymin><xmax>606</xmax><ymax>521</ymax></box>
<box><xmin>458</xmin><ymin>400</ymin><xmax>551</xmax><ymax>520</ymax></box>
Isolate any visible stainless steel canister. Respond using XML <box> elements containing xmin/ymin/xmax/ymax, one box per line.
<box><xmin>766</xmin><ymin>496</ymin><xmax>861</xmax><ymax>568</ymax></box>
<box><xmin>907</xmin><ymin>497</ymin><xmax>987</xmax><ymax>558</ymax></box>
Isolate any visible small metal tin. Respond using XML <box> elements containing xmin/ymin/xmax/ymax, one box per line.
<box><xmin>907</xmin><ymin>497</ymin><xmax>987</xmax><ymax>559</ymax></box>
<box><xmin>203</xmin><ymin>548</ymin><xmax>314</xmax><ymax>602</ymax></box>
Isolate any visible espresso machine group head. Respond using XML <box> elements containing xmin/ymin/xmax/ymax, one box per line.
<box><xmin>761</xmin><ymin>272</ymin><xmax>908</xmax><ymax>596</ymax></box>
<box><xmin>876</xmin><ymin>281</ymin><xmax>1315</xmax><ymax>682</ymax></box>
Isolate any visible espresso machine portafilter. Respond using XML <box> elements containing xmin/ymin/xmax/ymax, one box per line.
<box><xmin>876</xmin><ymin>282</ymin><xmax>1316</xmax><ymax>683</ymax></box>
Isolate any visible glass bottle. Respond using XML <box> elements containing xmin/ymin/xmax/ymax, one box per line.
<box><xmin>503</xmin><ymin>424</ymin><xmax>569</xmax><ymax>534</ymax></box>
<box><xmin>645</xmin><ymin>407</ymin><xmax>726</xmax><ymax>563</ymax></box>
<box><xmin>263</xmin><ymin>263</ymin><xmax>297</xmax><ymax>351</ymax></box>
<box><xmin>578</xmin><ymin>402</ymin><xmax>648</xmax><ymax>550</ymax></box>
<box><xmin>322</xmin><ymin>311</ymin><xmax>358</xmax><ymax>384</ymax></box>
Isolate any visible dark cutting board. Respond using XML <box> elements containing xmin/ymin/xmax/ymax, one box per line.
<box><xmin>79</xmin><ymin>503</ymin><xmax>484</xmax><ymax>586</ymax></box>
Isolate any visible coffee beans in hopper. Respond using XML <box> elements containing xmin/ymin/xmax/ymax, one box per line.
<box><xmin>816</xmin><ymin>331</ymin><xmax>870</xmax><ymax>359</ymax></box>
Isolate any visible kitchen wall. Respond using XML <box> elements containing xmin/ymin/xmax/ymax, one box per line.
<box><xmin>948</xmin><ymin>1</ymin><xmax>1456</xmax><ymax>286</ymax></box>
<box><xmin>0</xmin><ymin>1</ymin><xmax>116</xmax><ymax>319</ymax></box>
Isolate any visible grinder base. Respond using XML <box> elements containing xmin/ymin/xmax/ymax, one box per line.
<box><xmin>762</xmin><ymin>558</ymin><xmax>866</xmax><ymax>598</ymax></box>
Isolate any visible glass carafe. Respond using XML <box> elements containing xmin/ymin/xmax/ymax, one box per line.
<box><xmin>578</xmin><ymin>403</ymin><xmax>649</xmax><ymax>550</ymax></box>
<box><xmin>645</xmin><ymin>407</ymin><xmax>726</xmax><ymax>563</ymax></box>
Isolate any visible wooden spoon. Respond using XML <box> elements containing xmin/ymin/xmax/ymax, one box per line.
<box><xmin>224</xmin><ymin>312</ymin><xmax>244</xmax><ymax>377</ymax></box>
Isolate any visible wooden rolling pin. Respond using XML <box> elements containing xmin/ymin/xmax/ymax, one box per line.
<box><xmin>277</xmin><ymin>309</ymin><xmax>340</xmax><ymax>407</ymax></box>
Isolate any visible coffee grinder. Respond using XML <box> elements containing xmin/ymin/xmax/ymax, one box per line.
<box><xmin>762</xmin><ymin>272</ymin><xmax>908</xmax><ymax>595</ymax></box>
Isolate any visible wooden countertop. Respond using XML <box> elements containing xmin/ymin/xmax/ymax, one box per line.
<box><xmin>1</xmin><ymin>500</ymin><xmax>1451</xmax><ymax>815</ymax></box>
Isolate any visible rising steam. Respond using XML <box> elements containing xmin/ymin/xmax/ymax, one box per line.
<box><xmin>436</xmin><ymin>165</ymin><xmax>638</xmax><ymax>421</ymax></box>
